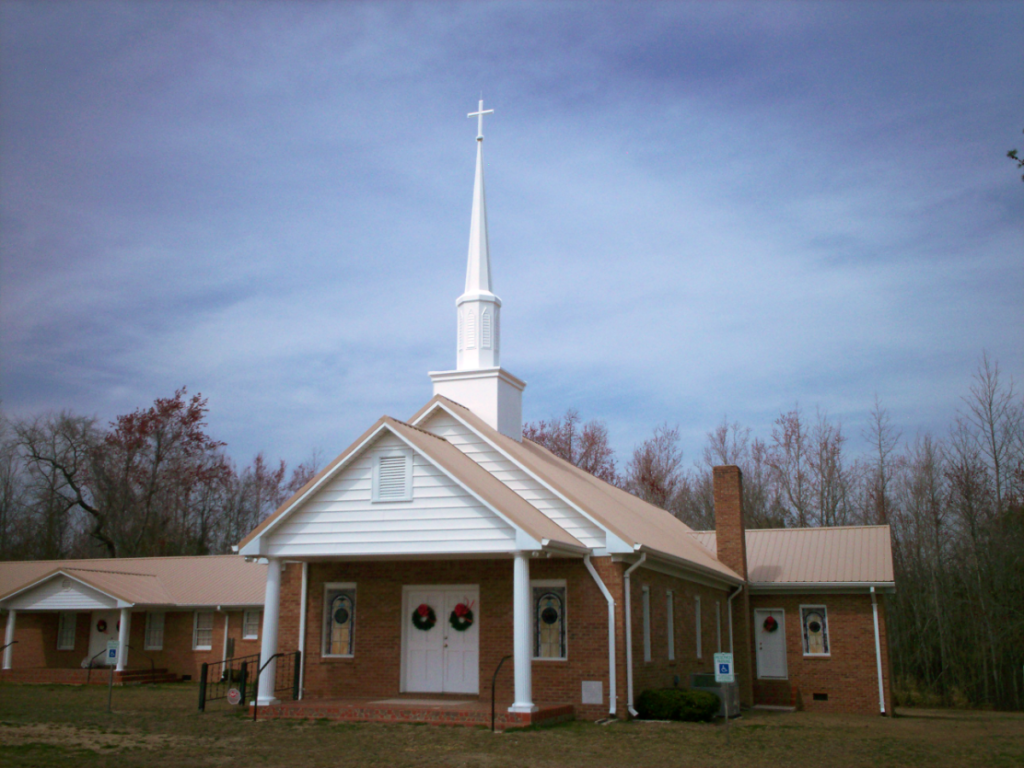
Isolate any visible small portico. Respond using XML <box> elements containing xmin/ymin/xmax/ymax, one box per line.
<box><xmin>239</xmin><ymin>416</ymin><xmax>589</xmax><ymax>711</ymax></box>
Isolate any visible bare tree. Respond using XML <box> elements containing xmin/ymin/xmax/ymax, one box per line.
<box><xmin>623</xmin><ymin>423</ymin><xmax>685</xmax><ymax>512</ymax></box>
<box><xmin>523</xmin><ymin>409</ymin><xmax>617</xmax><ymax>483</ymax></box>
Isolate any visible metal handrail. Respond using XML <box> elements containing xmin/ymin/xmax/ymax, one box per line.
<box><xmin>124</xmin><ymin>644</ymin><xmax>156</xmax><ymax>676</ymax></box>
<box><xmin>491</xmin><ymin>654</ymin><xmax>514</xmax><ymax>732</ymax></box>
<box><xmin>0</xmin><ymin>640</ymin><xmax>17</xmax><ymax>652</ymax></box>
<box><xmin>85</xmin><ymin>648</ymin><xmax>107</xmax><ymax>684</ymax></box>
<box><xmin>252</xmin><ymin>652</ymin><xmax>284</xmax><ymax>722</ymax></box>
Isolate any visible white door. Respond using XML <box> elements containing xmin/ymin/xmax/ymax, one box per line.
<box><xmin>442</xmin><ymin>589</ymin><xmax>479</xmax><ymax>694</ymax></box>
<box><xmin>405</xmin><ymin>589</ymin><xmax>445</xmax><ymax>693</ymax></box>
<box><xmin>87</xmin><ymin>610</ymin><xmax>119</xmax><ymax>666</ymax></box>
<box><xmin>755</xmin><ymin>608</ymin><xmax>788</xmax><ymax>679</ymax></box>
<box><xmin>403</xmin><ymin>586</ymin><xmax>479</xmax><ymax>694</ymax></box>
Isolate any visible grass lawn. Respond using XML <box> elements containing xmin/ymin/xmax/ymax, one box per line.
<box><xmin>1</xmin><ymin>683</ymin><xmax>1021</xmax><ymax>767</ymax></box>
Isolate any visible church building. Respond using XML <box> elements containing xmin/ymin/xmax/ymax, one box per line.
<box><xmin>238</xmin><ymin>102</ymin><xmax>896</xmax><ymax>724</ymax></box>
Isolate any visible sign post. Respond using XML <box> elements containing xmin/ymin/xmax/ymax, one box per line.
<box><xmin>105</xmin><ymin>640</ymin><xmax>119</xmax><ymax>713</ymax></box>
<box><xmin>714</xmin><ymin>652</ymin><xmax>734</xmax><ymax>743</ymax></box>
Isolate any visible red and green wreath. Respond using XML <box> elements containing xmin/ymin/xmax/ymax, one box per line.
<box><xmin>762</xmin><ymin>615</ymin><xmax>779</xmax><ymax>633</ymax></box>
<box><xmin>96</xmin><ymin>619</ymin><xmax>107</xmax><ymax>633</ymax></box>
<box><xmin>412</xmin><ymin>603</ymin><xmax>437</xmax><ymax>631</ymax></box>
<box><xmin>449</xmin><ymin>602</ymin><xmax>474</xmax><ymax>632</ymax></box>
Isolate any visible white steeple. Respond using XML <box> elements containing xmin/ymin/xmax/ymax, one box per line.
<box><xmin>430</xmin><ymin>100</ymin><xmax>526</xmax><ymax>440</ymax></box>
<box><xmin>457</xmin><ymin>100</ymin><xmax>501</xmax><ymax>371</ymax></box>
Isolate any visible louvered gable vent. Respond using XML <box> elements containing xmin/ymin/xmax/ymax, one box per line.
<box><xmin>375</xmin><ymin>454</ymin><xmax>410</xmax><ymax>501</ymax></box>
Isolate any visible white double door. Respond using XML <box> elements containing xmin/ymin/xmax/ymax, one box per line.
<box><xmin>403</xmin><ymin>586</ymin><xmax>479</xmax><ymax>695</ymax></box>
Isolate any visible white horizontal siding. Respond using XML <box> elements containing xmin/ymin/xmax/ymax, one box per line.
<box><xmin>421</xmin><ymin>411</ymin><xmax>607</xmax><ymax>549</ymax></box>
<box><xmin>266</xmin><ymin>429</ymin><xmax>517</xmax><ymax>557</ymax></box>
<box><xmin>7</xmin><ymin>576</ymin><xmax>118</xmax><ymax>610</ymax></box>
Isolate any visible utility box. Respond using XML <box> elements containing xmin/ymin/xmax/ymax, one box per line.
<box><xmin>691</xmin><ymin>673</ymin><xmax>741</xmax><ymax>718</ymax></box>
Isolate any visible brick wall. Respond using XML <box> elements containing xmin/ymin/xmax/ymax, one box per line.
<box><xmin>749</xmin><ymin>592</ymin><xmax>893</xmax><ymax>715</ymax></box>
<box><xmin>3</xmin><ymin>607</ymin><xmax>261</xmax><ymax>681</ymax></box>
<box><xmin>627</xmin><ymin>568</ymin><xmax>731</xmax><ymax>702</ymax></box>
<box><xmin>272</xmin><ymin>558</ymin><xmax>637</xmax><ymax>720</ymax></box>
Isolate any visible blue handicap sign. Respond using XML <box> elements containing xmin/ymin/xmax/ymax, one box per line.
<box><xmin>719</xmin><ymin>663</ymin><xmax>730</xmax><ymax>674</ymax></box>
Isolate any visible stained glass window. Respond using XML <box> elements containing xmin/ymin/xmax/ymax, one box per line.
<box><xmin>801</xmin><ymin>605</ymin><xmax>829</xmax><ymax>656</ymax></box>
<box><xmin>324</xmin><ymin>587</ymin><xmax>355</xmax><ymax>656</ymax></box>
<box><xmin>533</xmin><ymin>586</ymin><xmax>566</xmax><ymax>659</ymax></box>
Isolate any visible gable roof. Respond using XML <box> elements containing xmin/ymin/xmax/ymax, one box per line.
<box><xmin>239</xmin><ymin>415</ymin><xmax>586</xmax><ymax>555</ymax></box>
<box><xmin>0</xmin><ymin>555</ymin><xmax>267</xmax><ymax>608</ymax></box>
<box><xmin>688</xmin><ymin>526</ymin><xmax>894</xmax><ymax>586</ymax></box>
<box><xmin>411</xmin><ymin>396</ymin><xmax>743</xmax><ymax>584</ymax></box>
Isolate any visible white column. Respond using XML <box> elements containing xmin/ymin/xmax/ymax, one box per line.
<box><xmin>257</xmin><ymin>558</ymin><xmax>282</xmax><ymax>706</ymax></box>
<box><xmin>3</xmin><ymin>609</ymin><xmax>16</xmax><ymax>670</ymax></box>
<box><xmin>508</xmin><ymin>552</ymin><xmax>536</xmax><ymax>713</ymax></box>
<box><xmin>116</xmin><ymin>608</ymin><xmax>131</xmax><ymax>672</ymax></box>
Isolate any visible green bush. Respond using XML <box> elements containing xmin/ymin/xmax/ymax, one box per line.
<box><xmin>635</xmin><ymin>688</ymin><xmax>720</xmax><ymax>722</ymax></box>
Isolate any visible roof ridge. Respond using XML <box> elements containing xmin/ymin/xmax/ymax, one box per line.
<box><xmin>65</xmin><ymin>567</ymin><xmax>158</xmax><ymax>577</ymax></box>
<box><xmin>386</xmin><ymin>416</ymin><xmax>451</xmax><ymax>443</ymax></box>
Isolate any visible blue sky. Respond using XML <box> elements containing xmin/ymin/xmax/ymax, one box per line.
<box><xmin>2</xmin><ymin>1</ymin><xmax>1021</xmax><ymax>472</ymax></box>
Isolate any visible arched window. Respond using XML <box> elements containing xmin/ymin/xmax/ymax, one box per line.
<box><xmin>325</xmin><ymin>586</ymin><xmax>355</xmax><ymax>657</ymax></box>
<box><xmin>533</xmin><ymin>586</ymin><xmax>566</xmax><ymax>659</ymax></box>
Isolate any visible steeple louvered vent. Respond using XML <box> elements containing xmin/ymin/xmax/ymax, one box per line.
<box><xmin>374</xmin><ymin>454</ymin><xmax>412</xmax><ymax>502</ymax></box>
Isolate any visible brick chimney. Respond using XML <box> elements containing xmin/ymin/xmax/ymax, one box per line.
<box><xmin>713</xmin><ymin>465</ymin><xmax>747</xmax><ymax>581</ymax></box>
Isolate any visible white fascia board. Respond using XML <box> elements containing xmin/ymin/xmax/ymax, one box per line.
<box><xmin>412</xmin><ymin>401</ymin><xmax>619</xmax><ymax>546</ymax></box>
<box><xmin>240</xmin><ymin>422</ymin><xmax>393</xmax><ymax>556</ymax></box>
<box><xmin>748</xmin><ymin>582</ymin><xmax>896</xmax><ymax>594</ymax></box>
<box><xmin>0</xmin><ymin>570</ymin><xmax>132</xmax><ymax>609</ymax></box>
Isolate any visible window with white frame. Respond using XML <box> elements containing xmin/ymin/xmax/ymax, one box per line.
<box><xmin>642</xmin><ymin>586</ymin><xmax>652</xmax><ymax>662</ymax></box>
<box><xmin>145</xmin><ymin>612</ymin><xmax>165</xmax><ymax>650</ymax></box>
<box><xmin>57</xmin><ymin>612</ymin><xmax>76</xmax><ymax>650</ymax></box>
<box><xmin>532</xmin><ymin>581</ymin><xmax>566</xmax><ymax>660</ymax></box>
<box><xmin>193</xmin><ymin>611</ymin><xmax>214</xmax><ymax>651</ymax></box>
<box><xmin>323</xmin><ymin>583</ymin><xmax>356</xmax><ymax>657</ymax></box>
<box><xmin>801</xmin><ymin>605</ymin><xmax>830</xmax><ymax>656</ymax></box>
<box><xmin>243</xmin><ymin>610</ymin><xmax>261</xmax><ymax>640</ymax></box>
<box><xmin>666</xmin><ymin>591</ymin><xmax>675</xmax><ymax>661</ymax></box>
<box><xmin>372</xmin><ymin>452</ymin><xmax>413</xmax><ymax>502</ymax></box>
<box><xmin>695</xmin><ymin>595</ymin><xmax>703</xmax><ymax>659</ymax></box>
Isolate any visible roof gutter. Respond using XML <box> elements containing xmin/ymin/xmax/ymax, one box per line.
<box><xmin>747</xmin><ymin>581</ymin><xmax>896</xmax><ymax>593</ymax></box>
<box><xmin>623</xmin><ymin>553</ymin><xmax>646</xmax><ymax>717</ymax></box>
<box><xmin>632</xmin><ymin>545</ymin><xmax>743</xmax><ymax>588</ymax></box>
<box><xmin>871</xmin><ymin>586</ymin><xmax>886</xmax><ymax>715</ymax></box>
<box><xmin>583</xmin><ymin>556</ymin><xmax>616</xmax><ymax>718</ymax></box>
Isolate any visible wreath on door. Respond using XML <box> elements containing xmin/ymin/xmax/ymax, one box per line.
<box><xmin>96</xmin><ymin>619</ymin><xmax>107</xmax><ymax>633</ymax></box>
<box><xmin>763</xmin><ymin>615</ymin><xmax>779</xmax><ymax>633</ymax></box>
<box><xmin>412</xmin><ymin>603</ymin><xmax>437</xmax><ymax>631</ymax></box>
<box><xmin>449</xmin><ymin>602</ymin><xmax>474</xmax><ymax>632</ymax></box>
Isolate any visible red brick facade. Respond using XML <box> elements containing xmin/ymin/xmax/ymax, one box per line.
<box><xmin>2</xmin><ymin>606</ymin><xmax>262</xmax><ymax>681</ymax></box>
<box><xmin>749</xmin><ymin>592</ymin><xmax>893</xmax><ymax>715</ymax></box>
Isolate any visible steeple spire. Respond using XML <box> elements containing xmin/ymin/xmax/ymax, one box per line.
<box><xmin>456</xmin><ymin>99</ymin><xmax>501</xmax><ymax>371</ymax></box>
<box><xmin>429</xmin><ymin>99</ymin><xmax>525</xmax><ymax>441</ymax></box>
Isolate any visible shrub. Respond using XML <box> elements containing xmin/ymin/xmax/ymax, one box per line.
<box><xmin>635</xmin><ymin>688</ymin><xmax>720</xmax><ymax>722</ymax></box>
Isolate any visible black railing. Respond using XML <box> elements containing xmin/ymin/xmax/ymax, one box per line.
<box><xmin>198</xmin><ymin>652</ymin><xmax>259</xmax><ymax>711</ymax></box>
<box><xmin>252</xmin><ymin>651</ymin><xmax>302</xmax><ymax>722</ymax></box>
<box><xmin>491</xmin><ymin>654</ymin><xmax>514</xmax><ymax>732</ymax></box>
<box><xmin>199</xmin><ymin>651</ymin><xmax>301</xmax><ymax>714</ymax></box>
<box><xmin>85</xmin><ymin>648</ymin><xmax>107</xmax><ymax>684</ymax></box>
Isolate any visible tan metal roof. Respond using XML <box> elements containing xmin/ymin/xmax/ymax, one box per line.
<box><xmin>688</xmin><ymin>526</ymin><xmax>894</xmax><ymax>585</ymax></box>
<box><xmin>410</xmin><ymin>397</ymin><xmax>743</xmax><ymax>583</ymax></box>
<box><xmin>0</xmin><ymin>555</ymin><xmax>267</xmax><ymax>607</ymax></box>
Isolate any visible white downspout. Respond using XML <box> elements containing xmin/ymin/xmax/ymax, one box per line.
<box><xmin>297</xmin><ymin>562</ymin><xmax>309</xmax><ymax>699</ymax></box>
<box><xmin>727</xmin><ymin>585</ymin><xmax>743</xmax><ymax>655</ymax></box>
<box><xmin>871</xmin><ymin>587</ymin><xmax>886</xmax><ymax>715</ymax></box>
<box><xmin>219</xmin><ymin>608</ymin><xmax>229</xmax><ymax>661</ymax></box>
<box><xmin>624</xmin><ymin>553</ymin><xmax>646</xmax><ymax>717</ymax></box>
<box><xmin>584</xmin><ymin>556</ymin><xmax>616</xmax><ymax>717</ymax></box>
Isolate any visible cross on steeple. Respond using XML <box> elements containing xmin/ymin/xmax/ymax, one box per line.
<box><xmin>468</xmin><ymin>99</ymin><xmax>494</xmax><ymax>141</ymax></box>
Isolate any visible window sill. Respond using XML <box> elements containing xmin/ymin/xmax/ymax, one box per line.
<box><xmin>532</xmin><ymin>657</ymin><xmax>567</xmax><ymax>662</ymax></box>
<box><xmin>320</xmin><ymin>655</ymin><xmax>355</xmax><ymax>662</ymax></box>
<box><xmin>803</xmin><ymin>653</ymin><xmax>831</xmax><ymax>659</ymax></box>
<box><xmin>242</xmin><ymin>635</ymin><xmax>259</xmax><ymax>641</ymax></box>
<box><xmin>193</xmin><ymin>647</ymin><xmax>212</xmax><ymax>652</ymax></box>
<box><xmin>144</xmin><ymin>647</ymin><xmax>163</xmax><ymax>652</ymax></box>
